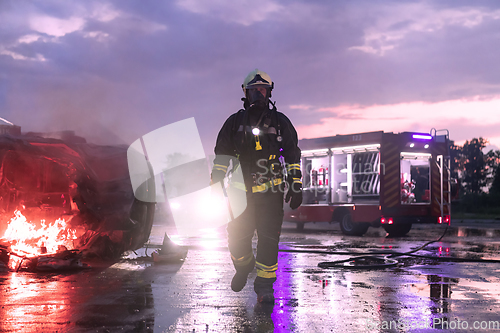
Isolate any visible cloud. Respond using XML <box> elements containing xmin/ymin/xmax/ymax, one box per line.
<box><xmin>29</xmin><ymin>15</ymin><xmax>85</xmax><ymax>37</ymax></box>
<box><xmin>89</xmin><ymin>3</ymin><xmax>121</xmax><ymax>22</ymax></box>
<box><xmin>1</xmin><ymin>0</ymin><xmax>500</xmax><ymax>155</ymax></box>
<box><xmin>0</xmin><ymin>48</ymin><xmax>46</xmax><ymax>61</ymax></box>
<box><xmin>175</xmin><ymin>0</ymin><xmax>283</xmax><ymax>26</ymax></box>
<box><xmin>349</xmin><ymin>2</ymin><xmax>500</xmax><ymax>56</ymax></box>
<box><xmin>295</xmin><ymin>95</ymin><xmax>500</xmax><ymax>148</ymax></box>
<box><xmin>0</xmin><ymin>1</ymin><xmax>167</xmax><ymax>64</ymax></box>
<box><xmin>18</xmin><ymin>34</ymin><xmax>48</xmax><ymax>44</ymax></box>
<box><xmin>82</xmin><ymin>31</ymin><xmax>110</xmax><ymax>42</ymax></box>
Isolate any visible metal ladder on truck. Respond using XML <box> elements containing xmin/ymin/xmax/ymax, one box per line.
<box><xmin>431</xmin><ymin>128</ymin><xmax>451</xmax><ymax>224</ymax></box>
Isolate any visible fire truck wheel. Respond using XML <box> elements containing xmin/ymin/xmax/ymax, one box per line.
<box><xmin>383</xmin><ymin>223</ymin><xmax>412</xmax><ymax>237</ymax></box>
<box><xmin>339</xmin><ymin>213</ymin><xmax>370</xmax><ymax>236</ymax></box>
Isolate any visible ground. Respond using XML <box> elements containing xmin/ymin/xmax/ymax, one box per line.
<box><xmin>1</xmin><ymin>219</ymin><xmax>500</xmax><ymax>332</ymax></box>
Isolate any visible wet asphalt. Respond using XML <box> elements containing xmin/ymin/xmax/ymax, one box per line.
<box><xmin>2</xmin><ymin>219</ymin><xmax>500</xmax><ymax>333</ymax></box>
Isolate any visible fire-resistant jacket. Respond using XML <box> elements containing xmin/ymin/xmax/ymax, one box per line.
<box><xmin>212</xmin><ymin>107</ymin><xmax>301</xmax><ymax>193</ymax></box>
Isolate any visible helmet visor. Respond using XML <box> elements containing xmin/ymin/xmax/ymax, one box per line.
<box><xmin>245</xmin><ymin>82</ymin><xmax>271</xmax><ymax>89</ymax></box>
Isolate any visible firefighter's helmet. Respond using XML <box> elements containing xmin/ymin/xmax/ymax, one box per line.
<box><xmin>242</xmin><ymin>69</ymin><xmax>274</xmax><ymax>90</ymax></box>
<box><xmin>242</xmin><ymin>69</ymin><xmax>274</xmax><ymax>107</ymax></box>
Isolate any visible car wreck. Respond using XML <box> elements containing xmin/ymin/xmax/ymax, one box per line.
<box><xmin>0</xmin><ymin>127</ymin><xmax>155</xmax><ymax>272</ymax></box>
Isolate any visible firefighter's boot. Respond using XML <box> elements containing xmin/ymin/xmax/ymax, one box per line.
<box><xmin>254</xmin><ymin>276</ymin><xmax>275</xmax><ymax>303</ymax></box>
<box><xmin>231</xmin><ymin>254</ymin><xmax>255</xmax><ymax>292</ymax></box>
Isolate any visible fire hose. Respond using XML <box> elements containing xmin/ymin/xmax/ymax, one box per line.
<box><xmin>278</xmin><ymin>225</ymin><xmax>500</xmax><ymax>269</ymax></box>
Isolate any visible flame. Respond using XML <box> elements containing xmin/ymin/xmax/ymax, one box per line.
<box><xmin>1</xmin><ymin>210</ymin><xmax>77</xmax><ymax>269</ymax></box>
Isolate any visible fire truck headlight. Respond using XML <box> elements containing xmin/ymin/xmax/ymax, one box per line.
<box><xmin>424</xmin><ymin>144</ymin><xmax>429</xmax><ymax>149</ymax></box>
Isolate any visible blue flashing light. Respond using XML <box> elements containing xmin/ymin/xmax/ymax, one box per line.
<box><xmin>412</xmin><ymin>133</ymin><xmax>432</xmax><ymax>140</ymax></box>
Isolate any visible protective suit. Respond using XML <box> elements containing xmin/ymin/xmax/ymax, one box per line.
<box><xmin>211</xmin><ymin>69</ymin><xmax>302</xmax><ymax>303</ymax></box>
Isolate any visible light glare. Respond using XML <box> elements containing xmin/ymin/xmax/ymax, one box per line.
<box><xmin>412</xmin><ymin>134</ymin><xmax>433</xmax><ymax>140</ymax></box>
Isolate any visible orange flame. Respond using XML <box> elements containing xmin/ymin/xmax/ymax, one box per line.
<box><xmin>2</xmin><ymin>210</ymin><xmax>77</xmax><ymax>263</ymax></box>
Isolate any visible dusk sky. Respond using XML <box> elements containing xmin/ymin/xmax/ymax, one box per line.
<box><xmin>1</xmin><ymin>0</ymin><xmax>500</xmax><ymax>154</ymax></box>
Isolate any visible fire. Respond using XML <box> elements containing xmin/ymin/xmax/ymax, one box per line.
<box><xmin>2</xmin><ymin>210</ymin><xmax>77</xmax><ymax>261</ymax></box>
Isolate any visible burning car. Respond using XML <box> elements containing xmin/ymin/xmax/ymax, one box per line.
<box><xmin>0</xmin><ymin>127</ymin><xmax>155</xmax><ymax>272</ymax></box>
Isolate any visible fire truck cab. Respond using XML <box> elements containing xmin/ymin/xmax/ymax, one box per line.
<box><xmin>284</xmin><ymin>129</ymin><xmax>451</xmax><ymax>236</ymax></box>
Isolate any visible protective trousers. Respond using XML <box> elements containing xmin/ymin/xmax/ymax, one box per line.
<box><xmin>227</xmin><ymin>184</ymin><xmax>284</xmax><ymax>291</ymax></box>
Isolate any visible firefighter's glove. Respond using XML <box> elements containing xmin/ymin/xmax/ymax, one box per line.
<box><xmin>285</xmin><ymin>178</ymin><xmax>302</xmax><ymax>210</ymax></box>
<box><xmin>210</xmin><ymin>170</ymin><xmax>226</xmax><ymax>186</ymax></box>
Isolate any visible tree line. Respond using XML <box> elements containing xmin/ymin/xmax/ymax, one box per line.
<box><xmin>450</xmin><ymin>138</ymin><xmax>500</xmax><ymax>216</ymax></box>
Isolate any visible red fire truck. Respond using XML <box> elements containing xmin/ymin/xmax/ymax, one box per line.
<box><xmin>284</xmin><ymin>129</ymin><xmax>452</xmax><ymax>236</ymax></box>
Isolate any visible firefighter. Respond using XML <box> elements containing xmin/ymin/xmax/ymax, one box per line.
<box><xmin>211</xmin><ymin>69</ymin><xmax>302</xmax><ymax>303</ymax></box>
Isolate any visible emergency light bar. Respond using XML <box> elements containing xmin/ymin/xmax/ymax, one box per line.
<box><xmin>412</xmin><ymin>133</ymin><xmax>433</xmax><ymax>140</ymax></box>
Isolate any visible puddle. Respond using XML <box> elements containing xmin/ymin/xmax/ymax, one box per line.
<box><xmin>452</xmin><ymin>227</ymin><xmax>500</xmax><ymax>238</ymax></box>
<box><xmin>410</xmin><ymin>275</ymin><xmax>458</xmax><ymax>314</ymax></box>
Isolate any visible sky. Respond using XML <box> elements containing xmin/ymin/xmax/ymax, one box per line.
<box><xmin>1</xmin><ymin>0</ymin><xmax>500</xmax><ymax>155</ymax></box>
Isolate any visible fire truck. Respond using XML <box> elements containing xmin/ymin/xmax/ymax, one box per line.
<box><xmin>284</xmin><ymin>129</ymin><xmax>452</xmax><ymax>236</ymax></box>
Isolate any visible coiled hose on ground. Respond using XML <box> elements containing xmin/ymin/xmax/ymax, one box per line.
<box><xmin>278</xmin><ymin>226</ymin><xmax>500</xmax><ymax>269</ymax></box>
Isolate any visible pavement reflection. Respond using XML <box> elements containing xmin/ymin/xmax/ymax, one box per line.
<box><xmin>2</xmin><ymin>223</ymin><xmax>500</xmax><ymax>332</ymax></box>
<box><xmin>1</xmin><ymin>273</ymin><xmax>72</xmax><ymax>331</ymax></box>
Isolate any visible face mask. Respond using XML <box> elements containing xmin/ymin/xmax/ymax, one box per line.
<box><xmin>248</xmin><ymin>88</ymin><xmax>268</xmax><ymax>109</ymax></box>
